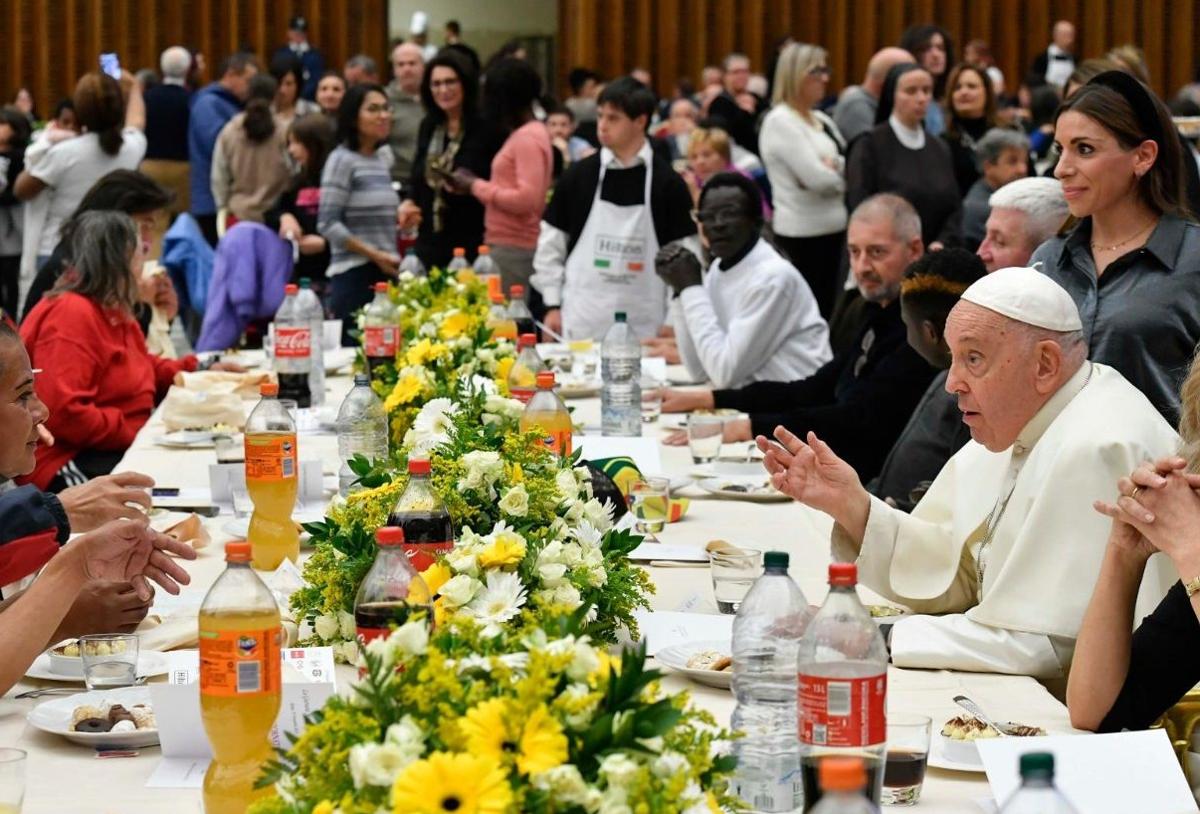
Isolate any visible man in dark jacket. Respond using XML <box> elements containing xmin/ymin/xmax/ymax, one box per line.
<box><xmin>706</xmin><ymin>53</ymin><xmax>766</xmax><ymax>155</ymax></box>
<box><xmin>272</xmin><ymin>15</ymin><xmax>326</xmax><ymax>100</ymax></box>
<box><xmin>188</xmin><ymin>52</ymin><xmax>256</xmax><ymax>245</ymax></box>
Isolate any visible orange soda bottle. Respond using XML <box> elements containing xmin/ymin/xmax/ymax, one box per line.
<box><xmin>486</xmin><ymin>289</ymin><xmax>519</xmax><ymax>341</ymax></box>
<box><xmin>243</xmin><ymin>382</ymin><xmax>299</xmax><ymax>569</ymax></box>
<box><xmin>199</xmin><ymin>542</ymin><xmax>282</xmax><ymax>814</ymax></box>
<box><xmin>508</xmin><ymin>333</ymin><xmax>546</xmax><ymax>404</ymax></box>
<box><xmin>520</xmin><ymin>371</ymin><xmax>573</xmax><ymax>457</ymax></box>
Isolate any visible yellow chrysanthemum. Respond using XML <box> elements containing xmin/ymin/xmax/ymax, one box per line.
<box><xmin>391</xmin><ymin>751</ymin><xmax>511</xmax><ymax>814</ymax></box>
<box><xmin>495</xmin><ymin>356</ymin><xmax>515</xmax><ymax>383</ymax></box>
<box><xmin>515</xmin><ymin>706</ymin><xmax>568</xmax><ymax>775</ymax></box>
<box><xmin>385</xmin><ymin>374</ymin><xmax>425</xmax><ymax>411</ymax></box>
<box><xmin>313</xmin><ymin>802</ymin><xmax>335</xmax><ymax>814</ymax></box>
<box><xmin>421</xmin><ymin>562</ymin><xmax>452</xmax><ymax>595</ymax></box>
<box><xmin>589</xmin><ymin>651</ymin><xmax>623</xmax><ymax>686</ymax></box>
<box><xmin>478</xmin><ymin>536</ymin><xmax>526</xmax><ymax>569</ymax></box>
<box><xmin>439</xmin><ymin>312</ymin><xmax>472</xmax><ymax>340</ymax></box>
<box><xmin>460</xmin><ymin>698</ymin><xmax>511</xmax><ymax>763</ymax></box>
<box><xmin>406</xmin><ymin>338</ymin><xmax>451</xmax><ymax>367</ymax></box>
<box><xmin>507</xmin><ymin>462</ymin><xmax>524</xmax><ymax>483</ymax></box>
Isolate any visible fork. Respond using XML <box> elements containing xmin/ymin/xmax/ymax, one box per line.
<box><xmin>15</xmin><ymin>676</ymin><xmax>149</xmax><ymax>700</ymax></box>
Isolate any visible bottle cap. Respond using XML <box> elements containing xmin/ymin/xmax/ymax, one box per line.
<box><xmin>285</xmin><ymin>283</ymin><xmax>299</xmax><ymax>294</ymax></box>
<box><xmin>510</xmin><ymin>284</ymin><xmax>525</xmax><ymax>298</ymax></box>
<box><xmin>408</xmin><ymin>458</ymin><xmax>432</xmax><ymax>476</ymax></box>
<box><xmin>518</xmin><ymin>333</ymin><xmax>537</xmax><ymax>348</ymax></box>
<box><xmin>299</xmin><ymin>277</ymin><xmax>311</xmax><ymax>288</ymax></box>
<box><xmin>536</xmin><ymin>370</ymin><xmax>556</xmax><ymax>388</ymax></box>
<box><xmin>829</xmin><ymin>562</ymin><xmax>857</xmax><ymax>587</ymax></box>
<box><xmin>225</xmin><ymin>541</ymin><xmax>252</xmax><ymax>562</ymax></box>
<box><xmin>763</xmin><ymin>551</ymin><xmax>789</xmax><ymax>570</ymax></box>
<box><xmin>1019</xmin><ymin>752</ymin><xmax>1055</xmax><ymax>779</ymax></box>
<box><xmin>487</xmin><ymin>275</ymin><xmax>503</xmax><ymax>300</ymax></box>
<box><xmin>375</xmin><ymin>526</ymin><xmax>406</xmax><ymax>547</ymax></box>
<box><xmin>490</xmin><ymin>290</ymin><xmax>505</xmax><ymax>304</ymax></box>
<box><xmin>818</xmin><ymin>756</ymin><xmax>867</xmax><ymax>793</ymax></box>
<box><xmin>354</xmin><ymin>373</ymin><xmax>370</xmax><ymax>385</ymax></box>
<box><xmin>453</xmin><ymin>247</ymin><xmax>466</xmax><ymax>257</ymax></box>
<box><xmin>260</xmin><ymin>382</ymin><xmax>279</xmax><ymax>397</ymax></box>
<box><xmin>477</xmin><ymin>244</ymin><xmax>490</xmax><ymax>255</ymax></box>
<box><xmin>374</xmin><ymin>282</ymin><xmax>388</xmax><ymax>293</ymax></box>
<box><xmin>614</xmin><ymin>311</ymin><xmax>627</xmax><ymax>322</ymax></box>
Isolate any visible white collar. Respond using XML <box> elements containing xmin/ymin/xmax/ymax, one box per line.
<box><xmin>1047</xmin><ymin>44</ymin><xmax>1071</xmax><ymax>58</ymax></box>
<box><xmin>601</xmin><ymin>139</ymin><xmax>652</xmax><ymax>169</ymax></box>
<box><xmin>888</xmin><ymin>113</ymin><xmax>926</xmax><ymax>150</ymax></box>
<box><xmin>290</xmin><ymin>41</ymin><xmax>310</xmax><ymax>55</ymax></box>
<box><xmin>162</xmin><ymin>76</ymin><xmax>187</xmax><ymax>87</ymax></box>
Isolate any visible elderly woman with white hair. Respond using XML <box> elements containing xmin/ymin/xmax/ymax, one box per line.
<box><xmin>961</xmin><ymin>127</ymin><xmax>1029</xmax><ymax>250</ymax></box>
<box><xmin>976</xmin><ymin>176</ymin><xmax>1069</xmax><ymax>272</ymax></box>
<box><xmin>758</xmin><ymin>42</ymin><xmax>847</xmax><ymax>317</ymax></box>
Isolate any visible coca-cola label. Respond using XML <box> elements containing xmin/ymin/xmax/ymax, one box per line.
<box><xmin>365</xmin><ymin>326</ymin><xmax>399</xmax><ymax>358</ymax></box>
<box><xmin>275</xmin><ymin>326</ymin><xmax>312</xmax><ymax>358</ymax></box>
<box><xmin>403</xmin><ymin>541</ymin><xmax>455</xmax><ymax>572</ymax></box>
<box><xmin>798</xmin><ymin>672</ymin><xmax>887</xmax><ymax>747</ymax></box>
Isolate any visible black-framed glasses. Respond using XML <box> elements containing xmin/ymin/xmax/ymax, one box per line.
<box><xmin>690</xmin><ymin>209</ymin><xmax>747</xmax><ymax>228</ymax></box>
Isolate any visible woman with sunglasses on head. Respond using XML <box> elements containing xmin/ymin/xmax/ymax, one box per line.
<box><xmin>759</xmin><ymin>42</ymin><xmax>847</xmax><ymax>318</ymax></box>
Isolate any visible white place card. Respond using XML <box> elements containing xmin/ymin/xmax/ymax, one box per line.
<box><xmin>632</xmin><ymin>610</ymin><xmax>733</xmax><ymax>655</ymax></box>
<box><xmin>977</xmin><ymin>729</ymin><xmax>1198</xmax><ymax>814</ymax></box>
<box><xmin>626</xmin><ymin>542</ymin><xmax>710</xmax><ymax>563</ymax></box>
<box><xmin>642</xmin><ymin>357</ymin><xmax>668</xmax><ymax>381</ymax></box>
<box><xmin>574</xmin><ymin>435</ymin><xmax>663</xmax><ymax>475</ymax></box>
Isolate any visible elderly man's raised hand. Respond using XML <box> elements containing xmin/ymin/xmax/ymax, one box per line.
<box><xmin>70</xmin><ymin>517</ymin><xmax>197</xmax><ymax>601</ymax></box>
<box><xmin>759</xmin><ymin>427</ymin><xmax>870</xmax><ymax>539</ymax></box>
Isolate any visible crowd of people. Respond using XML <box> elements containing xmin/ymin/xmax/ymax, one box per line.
<box><xmin>1</xmin><ymin>13</ymin><xmax>1200</xmax><ymax>742</ymax></box>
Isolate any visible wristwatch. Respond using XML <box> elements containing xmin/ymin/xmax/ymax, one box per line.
<box><xmin>1185</xmin><ymin>575</ymin><xmax>1200</xmax><ymax>597</ymax></box>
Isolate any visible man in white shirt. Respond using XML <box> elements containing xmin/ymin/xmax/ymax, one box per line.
<box><xmin>655</xmin><ymin>172</ymin><xmax>830</xmax><ymax>389</ymax></box>
<box><xmin>760</xmin><ymin>267</ymin><xmax>1177</xmax><ymax>680</ymax></box>
<box><xmin>1029</xmin><ymin>21</ymin><xmax>1076</xmax><ymax>89</ymax></box>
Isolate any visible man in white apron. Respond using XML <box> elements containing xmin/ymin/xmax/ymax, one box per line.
<box><xmin>533</xmin><ymin>76</ymin><xmax>697</xmax><ymax>342</ymax></box>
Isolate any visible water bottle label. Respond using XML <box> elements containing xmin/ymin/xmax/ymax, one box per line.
<box><xmin>365</xmin><ymin>326</ymin><xmax>399</xmax><ymax>358</ymax></box>
<box><xmin>798</xmin><ymin>672</ymin><xmax>887</xmax><ymax>747</ymax></box>
<box><xmin>245</xmin><ymin>434</ymin><xmax>298</xmax><ymax>481</ymax></box>
<box><xmin>199</xmin><ymin>627</ymin><xmax>282</xmax><ymax>696</ymax></box>
<box><xmin>733</xmin><ymin>774</ymin><xmax>801</xmax><ymax>813</ymax></box>
<box><xmin>275</xmin><ymin>326</ymin><xmax>312</xmax><ymax>358</ymax></box>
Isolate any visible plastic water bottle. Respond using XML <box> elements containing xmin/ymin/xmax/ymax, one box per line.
<box><xmin>730</xmin><ymin>551</ymin><xmax>812</xmax><ymax>812</ymax></box>
<box><xmin>335</xmin><ymin>374</ymin><xmax>389</xmax><ymax>497</ymax></box>
<box><xmin>295</xmin><ymin>278</ymin><xmax>325</xmax><ymax>406</ymax></box>
<box><xmin>810</xmin><ymin>758</ymin><xmax>880</xmax><ymax>814</ymax></box>
<box><xmin>600</xmin><ymin>311</ymin><xmax>641</xmax><ymax>437</ymax></box>
<box><xmin>272</xmin><ymin>284</ymin><xmax>312</xmax><ymax>408</ymax></box>
<box><xmin>998</xmin><ymin>754</ymin><xmax>1079</xmax><ymax>813</ymax></box>
<box><xmin>447</xmin><ymin>246</ymin><xmax>470</xmax><ymax>276</ymax></box>
<box><xmin>798</xmin><ymin>564</ymin><xmax>889</xmax><ymax>809</ymax></box>
<box><xmin>474</xmin><ymin>244</ymin><xmax>499</xmax><ymax>286</ymax></box>
<box><xmin>399</xmin><ymin>252</ymin><xmax>426</xmax><ymax>277</ymax></box>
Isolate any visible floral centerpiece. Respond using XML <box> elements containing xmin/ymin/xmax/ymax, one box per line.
<box><xmin>249</xmin><ymin>611</ymin><xmax>740</xmax><ymax>814</ymax></box>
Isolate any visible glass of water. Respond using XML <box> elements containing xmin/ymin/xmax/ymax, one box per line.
<box><xmin>629</xmin><ymin>477</ymin><xmax>670</xmax><ymax>542</ymax></box>
<box><xmin>0</xmin><ymin>748</ymin><xmax>25</xmax><ymax>813</ymax></box>
<box><xmin>641</xmin><ymin>376</ymin><xmax>664</xmax><ymax>423</ymax></box>
<box><xmin>79</xmin><ymin>634</ymin><xmax>139</xmax><ymax>689</ymax></box>
<box><xmin>688</xmin><ymin>414</ymin><xmax>724</xmax><ymax>463</ymax></box>
<box><xmin>710</xmin><ymin>548</ymin><xmax>762</xmax><ymax>613</ymax></box>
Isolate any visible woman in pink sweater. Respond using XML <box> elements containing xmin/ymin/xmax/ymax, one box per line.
<box><xmin>452</xmin><ymin>58</ymin><xmax>552</xmax><ymax>300</ymax></box>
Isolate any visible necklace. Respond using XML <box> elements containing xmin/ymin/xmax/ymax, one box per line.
<box><xmin>1090</xmin><ymin>218</ymin><xmax>1157</xmax><ymax>253</ymax></box>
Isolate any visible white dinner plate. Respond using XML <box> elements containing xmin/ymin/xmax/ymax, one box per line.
<box><xmin>696</xmin><ymin>477</ymin><xmax>791</xmax><ymax>503</ymax></box>
<box><xmin>155</xmin><ymin>430</ymin><xmax>219</xmax><ymax>449</ymax></box>
<box><xmin>25</xmin><ymin>650</ymin><xmax>170</xmax><ymax>683</ymax></box>
<box><xmin>655</xmin><ymin>640</ymin><xmax>734</xmax><ymax>689</ymax></box>
<box><xmin>27</xmin><ymin>686</ymin><xmax>159</xmax><ymax>749</ymax></box>
<box><xmin>927</xmin><ymin>737</ymin><xmax>985</xmax><ymax>773</ymax></box>
<box><xmin>558</xmin><ymin>380</ymin><xmax>601</xmax><ymax>399</ymax></box>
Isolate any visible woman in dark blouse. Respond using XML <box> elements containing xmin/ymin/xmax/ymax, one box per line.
<box><xmin>845</xmin><ymin>63</ymin><xmax>961</xmax><ymax>248</ymax></box>
<box><xmin>942</xmin><ymin>63</ymin><xmax>998</xmax><ymax>196</ymax></box>
<box><xmin>266</xmin><ymin>113</ymin><xmax>334</xmax><ymax>292</ymax></box>
<box><xmin>397</xmin><ymin>50</ymin><xmax>500</xmax><ymax>271</ymax></box>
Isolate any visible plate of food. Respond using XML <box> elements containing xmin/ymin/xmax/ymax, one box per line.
<box><xmin>696</xmin><ymin>477</ymin><xmax>790</xmax><ymax>503</ymax></box>
<box><xmin>655</xmin><ymin>641</ymin><xmax>734</xmax><ymax>689</ymax></box>
<box><xmin>929</xmin><ymin>715</ymin><xmax>1047</xmax><ymax>772</ymax></box>
<box><xmin>558</xmin><ymin>378</ymin><xmax>601</xmax><ymax>399</ymax></box>
<box><xmin>155</xmin><ymin>428</ymin><xmax>224</xmax><ymax>448</ymax></box>
<box><xmin>28</xmin><ymin>643</ymin><xmax>170</xmax><ymax>683</ymax></box>
<box><xmin>867</xmin><ymin>604</ymin><xmax>910</xmax><ymax>624</ymax></box>
<box><xmin>27</xmin><ymin>687</ymin><xmax>159</xmax><ymax>749</ymax></box>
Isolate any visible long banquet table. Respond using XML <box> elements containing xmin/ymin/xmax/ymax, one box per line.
<box><xmin>0</xmin><ymin>359</ymin><xmax>1078</xmax><ymax>813</ymax></box>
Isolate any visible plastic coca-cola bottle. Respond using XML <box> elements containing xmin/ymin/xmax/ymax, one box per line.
<box><xmin>353</xmin><ymin>527</ymin><xmax>431</xmax><ymax>646</ymax></box>
<box><xmin>363</xmin><ymin>282</ymin><xmax>400</xmax><ymax>380</ymax></box>
<box><xmin>508</xmin><ymin>285</ymin><xmax>536</xmax><ymax>338</ymax></box>
<box><xmin>385</xmin><ymin>459</ymin><xmax>455</xmax><ymax>572</ymax></box>
<box><xmin>508</xmin><ymin>333</ymin><xmax>546</xmax><ymax>404</ymax></box>
<box><xmin>798</xmin><ymin>563</ymin><xmax>889</xmax><ymax>810</ymax></box>
<box><xmin>272</xmin><ymin>284</ymin><xmax>312</xmax><ymax>408</ymax></box>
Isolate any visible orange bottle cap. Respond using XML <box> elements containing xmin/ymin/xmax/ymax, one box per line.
<box><xmin>510</xmin><ymin>284</ymin><xmax>525</xmax><ymax>297</ymax></box>
<box><xmin>818</xmin><ymin>757</ymin><xmax>868</xmax><ymax>792</ymax></box>
<box><xmin>477</xmin><ymin>244</ymin><xmax>490</xmax><ymax>254</ymax></box>
<box><xmin>374</xmin><ymin>282</ymin><xmax>388</xmax><ymax>292</ymax></box>
<box><xmin>260</xmin><ymin>382</ymin><xmax>279</xmax><ymax>397</ymax></box>
<box><xmin>519</xmin><ymin>333</ymin><xmax>536</xmax><ymax>348</ymax></box>
<box><xmin>536</xmin><ymin>370</ymin><xmax>556</xmax><ymax>388</ymax></box>
<box><xmin>225</xmin><ymin>541</ymin><xmax>252</xmax><ymax>562</ymax></box>
<box><xmin>453</xmin><ymin>247</ymin><xmax>466</xmax><ymax>257</ymax></box>
<box><xmin>375</xmin><ymin>526</ymin><xmax>405</xmax><ymax>546</ymax></box>
<box><xmin>285</xmin><ymin>283</ymin><xmax>298</xmax><ymax>294</ymax></box>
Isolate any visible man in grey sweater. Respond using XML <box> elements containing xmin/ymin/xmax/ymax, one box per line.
<box><xmin>833</xmin><ymin>47</ymin><xmax>913</xmax><ymax>144</ymax></box>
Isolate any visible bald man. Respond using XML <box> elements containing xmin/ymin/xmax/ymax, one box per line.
<box><xmin>833</xmin><ymin>47</ymin><xmax>915</xmax><ymax>143</ymax></box>
<box><xmin>1030</xmin><ymin>20</ymin><xmax>1076</xmax><ymax>88</ymax></box>
<box><xmin>763</xmin><ymin>268</ymin><xmax>1177</xmax><ymax>680</ymax></box>
<box><xmin>387</xmin><ymin>42</ymin><xmax>425</xmax><ymax>183</ymax></box>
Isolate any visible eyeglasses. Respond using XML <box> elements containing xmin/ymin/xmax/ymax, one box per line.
<box><xmin>690</xmin><ymin>210</ymin><xmax>747</xmax><ymax>228</ymax></box>
<box><xmin>364</xmin><ymin>103</ymin><xmax>393</xmax><ymax>114</ymax></box>
<box><xmin>808</xmin><ymin>66</ymin><xmax>832</xmax><ymax>77</ymax></box>
<box><xmin>430</xmin><ymin>78</ymin><xmax>461</xmax><ymax>89</ymax></box>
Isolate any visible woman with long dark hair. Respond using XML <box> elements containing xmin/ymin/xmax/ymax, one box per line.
<box><xmin>398</xmin><ymin>49</ymin><xmax>499</xmax><ymax>270</ymax></box>
<box><xmin>451</xmin><ymin>57</ymin><xmax>552</xmax><ymax>295</ymax></box>
<box><xmin>211</xmin><ymin>73</ymin><xmax>290</xmax><ymax>225</ymax></box>
<box><xmin>899</xmin><ymin>24</ymin><xmax>953</xmax><ymax>136</ymax></box>
<box><xmin>270</xmin><ymin>53</ymin><xmax>321</xmax><ymax>130</ymax></box>
<box><xmin>270</xmin><ymin>114</ymin><xmax>335</xmax><ymax>288</ymax></box>
<box><xmin>942</xmin><ymin>62</ymin><xmax>999</xmax><ymax>195</ymax></box>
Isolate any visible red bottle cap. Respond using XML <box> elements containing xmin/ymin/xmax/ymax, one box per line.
<box><xmin>510</xmin><ymin>284</ymin><xmax>525</xmax><ymax>298</ymax></box>
<box><xmin>518</xmin><ymin>333</ymin><xmax>536</xmax><ymax>348</ymax></box>
<box><xmin>225</xmin><ymin>541</ymin><xmax>252</xmax><ymax>562</ymax></box>
<box><xmin>477</xmin><ymin>244</ymin><xmax>490</xmax><ymax>255</ymax></box>
<box><xmin>374</xmin><ymin>282</ymin><xmax>388</xmax><ymax>293</ymax></box>
<box><xmin>375</xmin><ymin>526</ymin><xmax>405</xmax><ymax>546</ymax></box>
<box><xmin>453</xmin><ymin>247</ymin><xmax>466</xmax><ymax>257</ymax></box>
<box><xmin>260</xmin><ymin>382</ymin><xmax>279</xmax><ymax>397</ymax></box>
<box><xmin>285</xmin><ymin>283</ymin><xmax>298</xmax><ymax>294</ymax></box>
<box><xmin>828</xmin><ymin>562</ymin><xmax>857</xmax><ymax>587</ymax></box>
<box><xmin>408</xmin><ymin>458</ymin><xmax>432</xmax><ymax>475</ymax></box>
<box><xmin>536</xmin><ymin>370</ymin><xmax>556</xmax><ymax>389</ymax></box>
<box><xmin>818</xmin><ymin>757</ymin><xmax>867</xmax><ymax>793</ymax></box>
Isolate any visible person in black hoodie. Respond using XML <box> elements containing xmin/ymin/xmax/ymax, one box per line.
<box><xmin>662</xmin><ymin>193</ymin><xmax>937</xmax><ymax>481</ymax></box>
<box><xmin>0</xmin><ymin>106</ymin><xmax>30</xmax><ymax>320</ymax></box>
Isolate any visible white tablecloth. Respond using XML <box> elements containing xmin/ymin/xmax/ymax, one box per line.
<box><xmin>0</xmin><ymin>360</ymin><xmax>1076</xmax><ymax>813</ymax></box>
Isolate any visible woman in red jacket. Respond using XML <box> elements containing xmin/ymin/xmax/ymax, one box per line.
<box><xmin>20</xmin><ymin>210</ymin><xmax>214</xmax><ymax>490</ymax></box>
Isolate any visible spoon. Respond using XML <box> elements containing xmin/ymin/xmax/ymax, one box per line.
<box><xmin>953</xmin><ymin>694</ymin><xmax>1011</xmax><ymax>737</ymax></box>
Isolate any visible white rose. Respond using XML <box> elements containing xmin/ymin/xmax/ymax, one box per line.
<box><xmin>584</xmin><ymin>564</ymin><xmax>608</xmax><ymax>588</ymax></box>
<box><xmin>538</xmin><ymin>540</ymin><xmax>565</xmax><ymax>565</ymax></box>
<box><xmin>366</xmin><ymin>635</ymin><xmax>394</xmax><ymax>668</ymax></box>
<box><xmin>560</xmin><ymin>541</ymin><xmax>584</xmax><ymax>568</ymax></box>
<box><xmin>567</xmin><ymin>640</ymin><xmax>601</xmax><ymax>682</ymax></box>
<box><xmin>651</xmin><ymin>751</ymin><xmax>690</xmax><ymax>780</ymax></box>
<box><xmin>555</xmin><ymin>468</ymin><xmax>580</xmax><ymax>500</ymax></box>
<box><xmin>552</xmin><ymin>582</ymin><xmax>582</xmax><ymax>609</ymax></box>
<box><xmin>313</xmin><ymin>614</ymin><xmax>340</xmax><ymax>641</ymax></box>
<box><xmin>419</xmin><ymin>322</ymin><xmax>437</xmax><ymax>338</ymax></box>
<box><xmin>559</xmin><ymin>683</ymin><xmax>600</xmax><ymax>730</ymax></box>
<box><xmin>440</xmin><ymin>574</ymin><xmax>482</xmax><ymax>608</ymax></box>
<box><xmin>338</xmin><ymin>610</ymin><xmax>356</xmax><ymax>640</ymax></box>
<box><xmin>385</xmin><ymin>715</ymin><xmax>426</xmax><ymax>753</ymax></box>
<box><xmin>498</xmin><ymin>484</ymin><xmax>530</xmax><ymax>517</ymax></box>
<box><xmin>531</xmin><ymin>764</ymin><xmax>591</xmax><ymax>804</ymax></box>
<box><xmin>484</xmin><ymin>394</ymin><xmax>524</xmax><ymax>418</ymax></box>
<box><xmin>445</xmin><ymin>547</ymin><xmax>480</xmax><ymax>576</ymax></box>
<box><xmin>598</xmin><ymin>752</ymin><xmax>641</xmax><ymax>787</ymax></box>
<box><xmin>538</xmin><ymin>562</ymin><xmax>568</xmax><ymax>587</ymax></box>
<box><xmin>349</xmin><ymin>742</ymin><xmax>415</xmax><ymax>788</ymax></box>
<box><xmin>333</xmin><ymin>639</ymin><xmax>359</xmax><ymax>664</ymax></box>
<box><xmin>389</xmin><ymin>620</ymin><xmax>429</xmax><ymax>656</ymax></box>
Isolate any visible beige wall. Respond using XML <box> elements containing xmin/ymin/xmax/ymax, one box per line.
<box><xmin>388</xmin><ymin>0</ymin><xmax>557</xmax><ymax>68</ymax></box>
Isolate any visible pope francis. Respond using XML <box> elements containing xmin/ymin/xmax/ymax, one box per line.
<box><xmin>761</xmin><ymin>267</ymin><xmax>1178</xmax><ymax>679</ymax></box>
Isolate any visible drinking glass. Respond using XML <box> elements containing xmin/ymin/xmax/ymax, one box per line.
<box><xmin>0</xmin><ymin>748</ymin><xmax>25</xmax><ymax>813</ymax></box>
<box><xmin>710</xmin><ymin>548</ymin><xmax>762</xmax><ymax>613</ymax></box>
<box><xmin>882</xmin><ymin>713</ymin><xmax>931</xmax><ymax>805</ymax></box>
<box><xmin>629</xmin><ymin>477</ymin><xmax>670</xmax><ymax>541</ymax></box>
<box><xmin>278</xmin><ymin>399</ymin><xmax>299</xmax><ymax>423</ymax></box>
<box><xmin>79</xmin><ymin>634</ymin><xmax>139</xmax><ymax>690</ymax></box>
<box><xmin>688</xmin><ymin>414</ymin><xmax>724</xmax><ymax>464</ymax></box>
<box><xmin>640</xmin><ymin>377</ymin><xmax>664</xmax><ymax>423</ymax></box>
<box><xmin>213</xmin><ymin>434</ymin><xmax>244</xmax><ymax>464</ymax></box>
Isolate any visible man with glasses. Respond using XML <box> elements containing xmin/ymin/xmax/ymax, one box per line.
<box><xmin>386</xmin><ymin>42</ymin><xmax>425</xmax><ymax>186</ymax></box>
<box><xmin>655</xmin><ymin>172</ymin><xmax>829</xmax><ymax>389</ymax></box>
<box><xmin>662</xmin><ymin>193</ymin><xmax>937</xmax><ymax>481</ymax></box>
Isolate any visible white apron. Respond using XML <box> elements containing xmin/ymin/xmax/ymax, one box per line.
<box><xmin>560</xmin><ymin>156</ymin><xmax>665</xmax><ymax>340</ymax></box>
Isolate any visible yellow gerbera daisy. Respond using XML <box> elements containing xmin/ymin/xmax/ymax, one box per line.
<box><xmin>406</xmin><ymin>338</ymin><xmax>435</xmax><ymax>366</ymax></box>
<box><xmin>478</xmin><ymin>536</ymin><xmax>526</xmax><ymax>569</ymax></box>
<box><xmin>460</xmin><ymin>699</ymin><xmax>568</xmax><ymax>776</ymax></box>
<box><xmin>439</xmin><ymin>312</ymin><xmax>472</xmax><ymax>340</ymax></box>
<box><xmin>391</xmin><ymin>751</ymin><xmax>511</xmax><ymax>814</ymax></box>
<box><xmin>515</xmin><ymin>706</ymin><xmax>568</xmax><ymax>775</ymax></box>
<box><xmin>313</xmin><ymin>802</ymin><xmax>335</xmax><ymax>814</ymax></box>
<box><xmin>420</xmin><ymin>562</ymin><xmax>453</xmax><ymax>596</ymax></box>
<box><xmin>385</xmin><ymin>374</ymin><xmax>425</xmax><ymax>411</ymax></box>
<box><xmin>460</xmin><ymin>698</ymin><xmax>512</xmax><ymax>764</ymax></box>
<box><xmin>494</xmin><ymin>356</ymin><xmax>515</xmax><ymax>383</ymax></box>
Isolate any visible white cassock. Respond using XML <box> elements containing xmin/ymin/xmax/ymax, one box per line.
<box><xmin>833</xmin><ymin>361</ymin><xmax>1179</xmax><ymax>679</ymax></box>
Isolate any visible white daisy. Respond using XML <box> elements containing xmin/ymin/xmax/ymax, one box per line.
<box><xmin>412</xmin><ymin>397</ymin><xmax>459</xmax><ymax>439</ymax></box>
<box><xmin>466</xmin><ymin>571</ymin><xmax>528</xmax><ymax>636</ymax></box>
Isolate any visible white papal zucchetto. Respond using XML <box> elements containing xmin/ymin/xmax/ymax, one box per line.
<box><xmin>959</xmin><ymin>266</ymin><xmax>1083</xmax><ymax>332</ymax></box>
